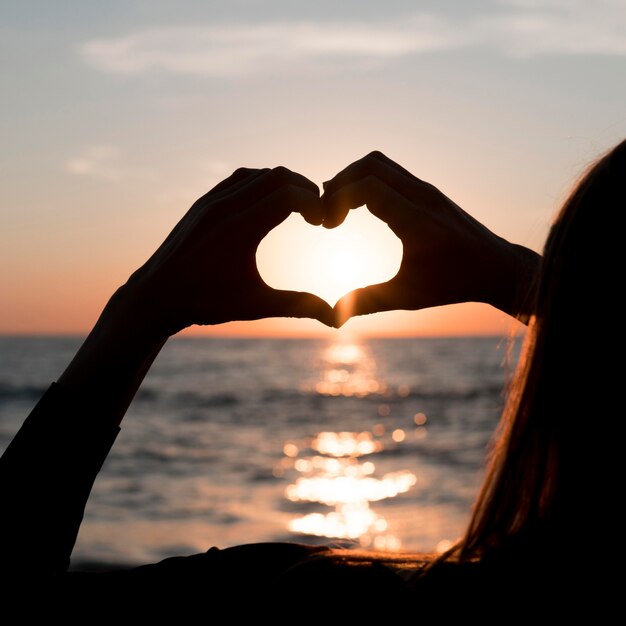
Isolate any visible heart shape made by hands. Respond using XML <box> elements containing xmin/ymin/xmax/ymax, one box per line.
<box><xmin>257</xmin><ymin>206</ymin><xmax>403</xmax><ymax>306</ymax></box>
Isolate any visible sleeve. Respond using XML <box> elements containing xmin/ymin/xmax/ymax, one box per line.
<box><xmin>0</xmin><ymin>383</ymin><xmax>120</xmax><ymax>577</ymax></box>
<box><xmin>57</xmin><ymin>543</ymin><xmax>335</xmax><ymax>615</ymax></box>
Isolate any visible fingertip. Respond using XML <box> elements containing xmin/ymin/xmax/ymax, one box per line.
<box><xmin>328</xmin><ymin>308</ymin><xmax>342</xmax><ymax>329</ymax></box>
<box><xmin>271</xmin><ymin>166</ymin><xmax>320</xmax><ymax>196</ymax></box>
<box><xmin>321</xmin><ymin>181</ymin><xmax>366</xmax><ymax>228</ymax></box>
<box><xmin>282</xmin><ymin>290</ymin><xmax>335</xmax><ymax>326</ymax></box>
<box><xmin>333</xmin><ymin>292</ymin><xmax>357</xmax><ymax>326</ymax></box>
<box><xmin>322</xmin><ymin>208</ymin><xmax>349</xmax><ymax>229</ymax></box>
<box><xmin>320</xmin><ymin>311</ymin><xmax>338</xmax><ymax>329</ymax></box>
<box><xmin>333</xmin><ymin>316</ymin><xmax>347</xmax><ymax>329</ymax></box>
<box><xmin>301</xmin><ymin>207</ymin><xmax>324</xmax><ymax>226</ymax></box>
<box><xmin>275</xmin><ymin>186</ymin><xmax>323</xmax><ymax>227</ymax></box>
<box><xmin>310</xmin><ymin>300</ymin><xmax>336</xmax><ymax>328</ymax></box>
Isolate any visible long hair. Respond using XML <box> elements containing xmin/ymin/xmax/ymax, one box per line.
<box><xmin>456</xmin><ymin>138</ymin><xmax>626</xmax><ymax>563</ymax></box>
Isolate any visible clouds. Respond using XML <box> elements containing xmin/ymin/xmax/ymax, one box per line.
<box><xmin>66</xmin><ymin>145</ymin><xmax>123</xmax><ymax>181</ymax></box>
<box><xmin>79</xmin><ymin>2</ymin><xmax>626</xmax><ymax>78</ymax></box>
<box><xmin>482</xmin><ymin>0</ymin><xmax>626</xmax><ymax>57</ymax></box>
<box><xmin>79</xmin><ymin>17</ymin><xmax>454</xmax><ymax>78</ymax></box>
<box><xmin>65</xmin><ymin>145</ymin><xmax>157</xmax><ymax>183</ymax></box>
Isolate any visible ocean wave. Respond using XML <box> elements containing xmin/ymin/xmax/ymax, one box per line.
<box><xmin>172</xmin><ymin>390</ymin><xmax>240</xmax><ymax>408</ymax></box>
<box><xmin>260</xmin><ymin>383</ymin><xmax>505</xmax><ymax>403</ymax></box>
<box><xmin>376</xmin><ymin>441</ymin><xmax>484</xmax><ymax>469</ymax></box>
<box><xmin>400</xmin><ymin>384</ymin><xmax>506</xmax><ymax>401</ymax></box>
<box><xmin>0</xmin><ymin>382</ymin><xmax>49</xmax><ymax>402</ymax></box>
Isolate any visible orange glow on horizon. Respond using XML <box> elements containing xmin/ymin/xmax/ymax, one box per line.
<box><xmin>0</xmin><ymin>203</ymin><xmax>527</xmax><ymax>339</ymax></box>
<box><xmin>176</xmin><ymin>302</ymin><xmax>524</xmax><ymax>339</ymax></box>
<box><xmin>0</xmin><ymin>205</ymin><xmax>527</xmax><ymax>340</ymax></box>
<box><xmin>0</xmin><ymin>301</ymin><xmax>524</xmax><ymax>339</ymax></box>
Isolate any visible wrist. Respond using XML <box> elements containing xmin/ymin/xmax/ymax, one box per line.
<box><xmin>486</xmin><ymin>243</ymin><xmax>541</xmax><ymax>322</ymax></box>
<box><xmin>57</xmin><ymin>286</ymin><xmax>168</xmax><ymax>394</ymax></box>
<box><xmin>103</xmin><ymin>284</ymin><xmax>174</xmax><ymax>352</ymax></box>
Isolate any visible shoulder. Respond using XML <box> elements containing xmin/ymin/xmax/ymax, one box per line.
<box><xmin>62</xmin><ymin>542</ymin><xmax>331</xmax><ymax>594</ymax></box>
<box><xmin>52</xmin><ymin>544</ymin><xmax>502</xmax><ymax>618</ymax></box>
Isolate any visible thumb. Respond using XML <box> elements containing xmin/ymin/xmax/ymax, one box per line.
<box><xmin>333</xmin><ymin>281</ymin><xmax>398</xmax><ymax>327</ymax></box>
<box><xmin>266</xmin><ymin>289</ymin><xmax>336</xmax><ymax>328</ymax></box>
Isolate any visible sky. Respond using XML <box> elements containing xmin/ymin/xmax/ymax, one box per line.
<box><xmin>1</xmin><ymin>0</ymin><xmax>625</xmax><ymax>338</ymax></box>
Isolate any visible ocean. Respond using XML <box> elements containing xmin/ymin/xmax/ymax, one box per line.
<box><xmin>0</xmin><ymin>334</ymin><xmax>520</xmax><ymax>567</ymax></box>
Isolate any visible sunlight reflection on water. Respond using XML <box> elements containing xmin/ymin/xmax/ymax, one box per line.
<box><xmin>284</xmin><ymin>338</ymin><xmax>417</xmax><ymax>550</ymax></box>
<box><xmin>301</xmin><ymin>337</ymin><xmax>387</xmax><ymax>398</ymax></box>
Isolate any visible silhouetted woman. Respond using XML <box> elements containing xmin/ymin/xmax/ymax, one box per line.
<box><xmin>1</xmin><ymin>139</ymin><xmax>623</xmax><ymax>617</ymax></box>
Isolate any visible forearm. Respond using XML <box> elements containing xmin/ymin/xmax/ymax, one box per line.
<box><xmin>0</xmin><ymin>385</ymin><xmax>121</xmax><ymax>576</ymax></box>
<box><xmin>0</xmin><ymin>285</ymin><xmax>170</xmax><ymax>576</ymax></box>
<box><xmin>57</xmin><ymin>284</ymin><xmax>170</xmax><ymax>427</ymax></box>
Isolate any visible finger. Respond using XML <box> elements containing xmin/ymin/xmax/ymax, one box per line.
<box><xmin>367</xmin><ymin>151</ymin><xmax>426</xmax><ymax>185</ymax></box>
<box><xmin>262</xmin><ymin>167</ymin><xmax>323</xmax><ymax>226</ymax></box>
<box><xmin>323</xmin><ymin>176</ymin><xmax>417</xmax><ymax>237</ymax></box>
<box><xmin>269</xmin><ymin>166</ymin><xmax>319</xmax><ymax>196</ymax></box>
<box><xmin>155</xmin><ymin>169</ymin><xmax>269</xmax><ymax>254</ymax></box>
<box><xmin>154</xmin><ymin>168</ymin><xmax>322</xmax><ymax>274</ymax></box>
<box><xmin>227</xmin><ymin>165</ymin><xmax>319</xmax><ymax>208</ymax></box>
<box><xmin>323</xmin><ymin>151</ymin><xmax>422</xmax><ymax>198</ymax></box>
<box><xmin>194</xmin><ymin>169</ymin><xmax>270</xmax><ymax>212</ymax></box>
<box><xmin>299</xmin><ymin>202</ymin><xmax>325</xmax><ymax>226</ymax></box>
<box><xmin>322</xmin><ymin>151</ymin><xmax>429</xmax><ymax>228</ymax></box>
<box><xmin>237</xmin><ymin>184</ymin><xmax>323</xmax><ymax>244</ymax></box>
<box><xmin>205</xmin><ymin>167</ymin><xmax>268</xmax><ymax>197</ymax></box>
<box><xmin>209</xmin><ymin>166</ymin><xmax>321</xmax><ymax>225</ymax></box>
<box><xmin>333</xmin><ymin>281</ymin><xmax>398</xmax><ymax>326</ymax></box>
<box><xmin>264</xmin><ymin>289</ymin><xmax>336</xmax><ymax>328</ymax></box>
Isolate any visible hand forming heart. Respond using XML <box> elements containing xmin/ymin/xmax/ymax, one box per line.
<box><xmin>257</xmin><ymin>150</ymin><xmax>532</xmax><ymax>328</ymax></box>
<box><xmin>127</xmin><ymin>151</ymin><xmax>535</xmax><ymax>340</ymax></box>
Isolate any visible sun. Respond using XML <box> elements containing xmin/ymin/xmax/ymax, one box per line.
<box><xmin>257</xmin><ymin>206</ymin><xmax>403</xmax><ymax>306</ymax></box>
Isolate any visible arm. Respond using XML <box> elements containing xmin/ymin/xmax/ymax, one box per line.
<box><xmin>0</xmin><ymin>166</ymin><xmax>334</xmax><ymax>578</ymax></box>
<box><xmin>322</xmin><ymin>151</ymin><xmax>541</xmax><ymax>326</ymax></box>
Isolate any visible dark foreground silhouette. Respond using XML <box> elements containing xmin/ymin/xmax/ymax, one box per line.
<box><xmin>2</xmin><ymin>143</ymin><xmax>624</xmax><ymax>618</ymax></box>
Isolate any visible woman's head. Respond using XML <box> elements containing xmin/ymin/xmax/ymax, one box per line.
<box><xmin>457</xmin><ymin>138</ymin><xmax>626</xmax><ymax>562</ymax></box>
<box><xmin>541</xmin><ymin>138</ymin><xmax>626</xmax><ymax>336</ymax></box>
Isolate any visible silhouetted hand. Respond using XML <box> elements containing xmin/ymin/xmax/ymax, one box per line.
<box><xmin>322</xmin><ymin>151</ymin><xmax>539</xmax><ymax>325</ymax></box>
<box><xmin>123</xmin><ymin>166</ymin><xmax>335</xmax><ymax>338</ymax></box>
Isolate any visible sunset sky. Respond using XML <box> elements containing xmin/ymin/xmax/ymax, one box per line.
<box><xmin>1</xmin><ymin>1</ymin><xmax>625</xmax><ymax>337</ymax></box>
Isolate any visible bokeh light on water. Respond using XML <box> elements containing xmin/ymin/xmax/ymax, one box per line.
<box><xmin>306</xmin><ymin>339</ymin><xmax>386</xmax><ymax>397</ymax></box>
<box><xmin>283</xmin><ymin>338</ymin><xmax>418</xmax><ymax>550</ymax></box>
